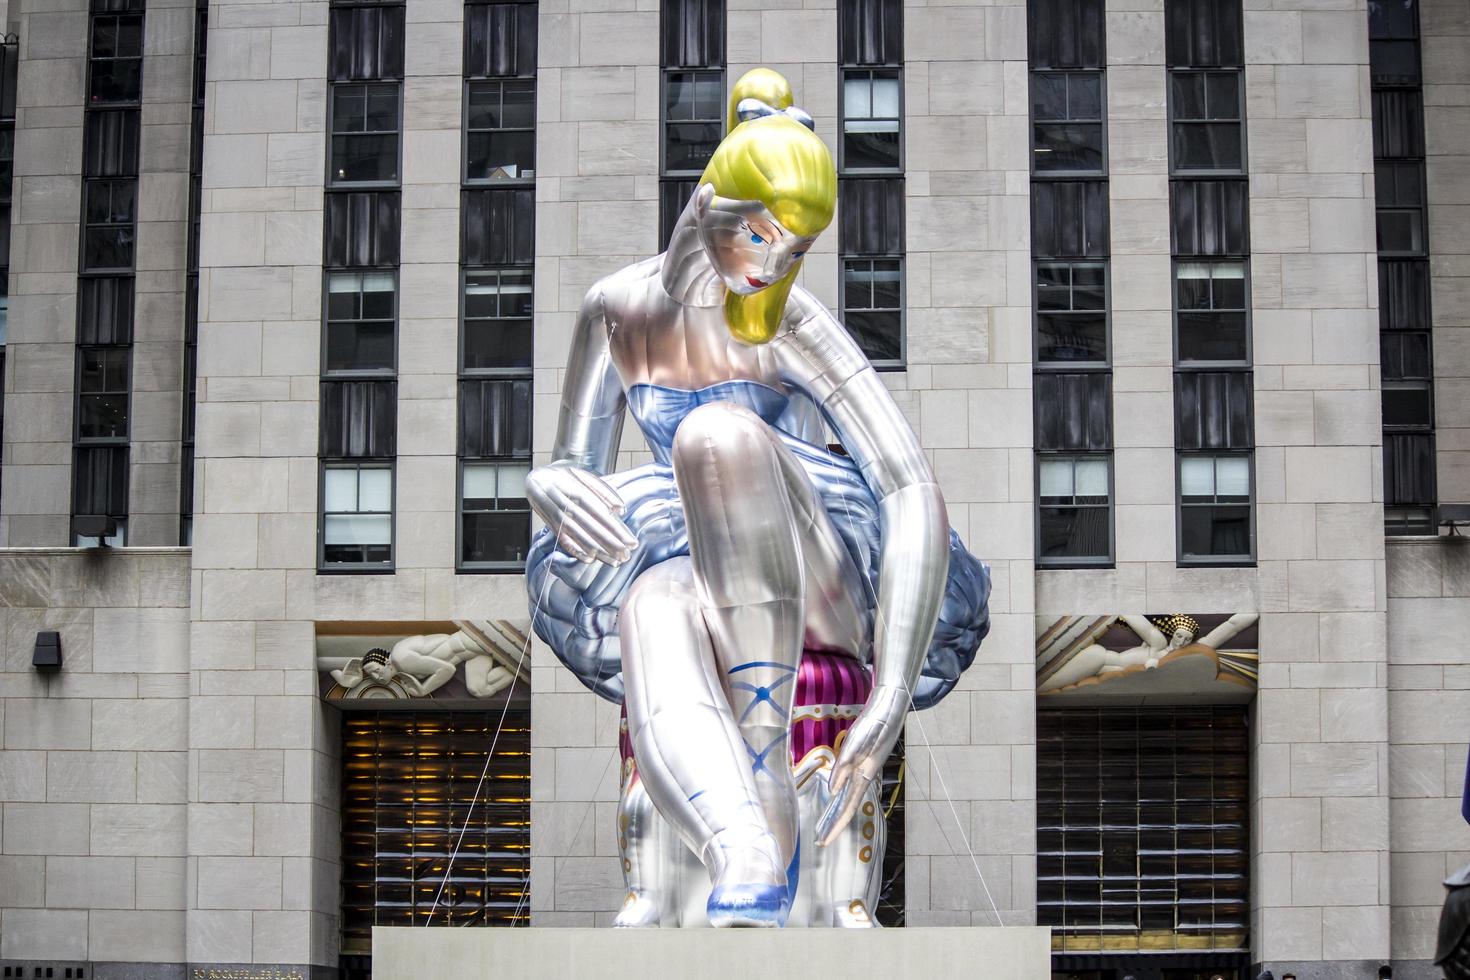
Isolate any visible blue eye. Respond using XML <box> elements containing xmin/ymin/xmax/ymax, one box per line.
<box><xmin>793</xmin><ymin>250</ymin><xmax>806</xmax><ymax>258</ymax></box>
<box><xmin>750</xmin><ymin>233</ymin><xmax>765</xmax><ymax>244</ymax></box>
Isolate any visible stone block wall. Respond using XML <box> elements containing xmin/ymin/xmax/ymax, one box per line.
<box><xmin>0</xmin><ymin>549</ymin><xmax>191</xmax><ymax>968</ymax></box>
<box><xmin>899</xmin><ymin>0</ymin><xmax>1037</xmax><ymax>928</ymax></box>
<box><xmin>1385</xmin><ymin>537</ymin><xmax>1470</xmax><ymax>978</ymax></box>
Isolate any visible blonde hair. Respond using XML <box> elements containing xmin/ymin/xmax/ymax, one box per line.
<box><xmin>699</xmin><ymin>69</ymin><xmax>837</xmax><ymax>344</ymax></box>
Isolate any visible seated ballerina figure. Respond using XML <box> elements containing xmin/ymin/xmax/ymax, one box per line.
<box><xmin>526</xmin><ymin>69</ymin><xmax>990</xmax><ymax>928</ymax></box>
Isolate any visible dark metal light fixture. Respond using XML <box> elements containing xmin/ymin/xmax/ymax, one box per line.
<box><xmin>33</xmin><ymin>631</ymin><xmax>62</xmax><ymax>673</ymax></box>
<box><xmin>1441</xmin><ymin>504</ymin><xmax>1470</xmax><ymax>537</ymax></box>
<box><xmin>74</xmin><ymin>514</ymin><xmax>118</xmax><ymax>544</ymax></box>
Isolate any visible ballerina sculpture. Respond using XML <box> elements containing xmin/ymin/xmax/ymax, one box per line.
<box><xmin>526</xmin><ymin>68</ymin><xmax>990</xmax><ymax>927</ymax></box>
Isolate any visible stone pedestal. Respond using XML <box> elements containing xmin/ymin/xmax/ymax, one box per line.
<box><xmin>371</xmin><ymin>926</ymin><xmax>1052</xmax><ymax>979</ymax></box>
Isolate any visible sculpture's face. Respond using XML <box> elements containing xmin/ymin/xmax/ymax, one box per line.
<box><xmin>697</xmin><ymin>196</ymin><xmax>817</xmax><ymax>296</ymax></box>
<box><xmin>1168</xmin><ymin>627</ymin><xmax>1196</xmax><ymax>650</ymax></box>
<box><xmin>363</xmin><ymin>660</ymin><xmax>395</xmax><ymax>682</ymax></box>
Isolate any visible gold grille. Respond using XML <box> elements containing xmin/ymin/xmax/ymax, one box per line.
<box><xmin>1038</xmin><ymin>706</ymin><xmax>1250</xmax><ymax>954</ymax></box>
<box><xmin>340</xmin><ymin>709</ymin><xmax>530</xmax><ymax>953</ymax></box>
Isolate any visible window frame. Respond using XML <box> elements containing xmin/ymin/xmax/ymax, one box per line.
<box><xmin>86</xmin><ymin>12</ymin><xmax>144</xmax><ymax>107</ymax></box>
<box><xmin>1035</xmin><ymin>452</ymin><xmax>1115</xmax><ymax>568</ymax></box>
<box><xmin>462</xmin><ymin>77</ymin><xmax>537</xmax><ymax>187</ymax></box>
<box><xmin>839</xmin><ymin>66</ymin><xmax>904</xmax><ymax>175</ymax></box>
<box><xmin>840</xmin><ymin>254</ymin><xmax>906</xmax><ymax>370</ymax></box>
<box><xmin>74</xmin><ymin>344</ymin><xmax>132</xmax><ymax>445</ymax></box>
<box><xmin>459</xmin><ymin>265</ymin><xmax>534</xmax><ymax>377</ymax></box>
<box><xmin>1171</xmin><ymin>257</ymin><xmax>1252</xmax><ymax>368</ymax></box>
<box><xmin>79</xmin><ymin>177</ymin><xmax>138</xmax><ymax>274</ymax></box>
<box><xmin>321</xmin><ymin>268</ymin><xmax>399</xmax><ymax>378</ymax></box>
<box><xmin>1028</xmin><ymin>68</ymin><xmax>1107</xmax><ymax>178</ymax></box>
<box><xmin>1175</xmin><ymin>450</ymin><xmax>1255</xmax><ymax>566</ymax></box>
<box><xmin>1166</xmin><ymin>67</ymin><xmax>1246</xmax><ymax>176</ymax></box>
<box><xmin>660</xmin><ymin>67</ymin><xmax>726</xmax><ymax>179</ymax></box>
<box><xmin>325</xmin><ymin>79</ymin><xmax>404</xmax><ymax>189</ymax></box>
<box><xmin>1374</xmin><ymin>159</ymin><xmax>1427</xmax><ymax>257</ymax></box>
<box><xmin>1033</xmin><ymin>259</ymin><xmax>1111</xmax><ymax>368</ymax></box>
<box><xmin>456</xmin><ymin>457</ymin><xmax>534</xmax><ymax>573</ymax></box>
<box><xmin>318</xmin><ymin>459</ymin><xmax>396</xmax><ymax>573</ymax></box>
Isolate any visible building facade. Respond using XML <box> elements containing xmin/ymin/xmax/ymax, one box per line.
<box><xmin>0</xmin><ymin>0</ymin><xmax>1466</xmax><ymax>977</ymax></box>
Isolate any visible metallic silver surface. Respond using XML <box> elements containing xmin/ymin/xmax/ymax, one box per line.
<box><xmin>525</xmin><ymin>81</ymin><xmax>989</xmax><ymax>926</ymax></box>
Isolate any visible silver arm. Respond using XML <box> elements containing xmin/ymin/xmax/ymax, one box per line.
<box><xmin>529</xmin><ymin>283</ymin><xmax>637</xmax><ymax>564</ymax></box>
<box><xmin>774</xmin><ymin>292</ymin><xmax>949</xmax><ymax>843</ymax></box>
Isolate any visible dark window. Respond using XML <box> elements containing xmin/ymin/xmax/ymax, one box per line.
<box><xmin>1378</xmin><ymin>258</ymin><xmax>1430</xmax><ymax>330</ymax></box>
<box><xmin>459</xmin><ymin>378</ymin><xmax>532</xmax><ymax>459</ymax></box>
<box><xmin>1032</xmin><ymin>181</ymin><xmax>1109</xmax><ymax>258</ymax></box>
<box><xmin>461</xmin><ymin>461</ymin><xmax>532</xmax><ymax>566</ymax></box>
<box><xmin>82</xmin><ymin>178</ymin><xmax>136</xmax><ymax>271</ymax></box>
<box><xmin>89</xmin><ymin>14</ymin><xmax>143</xmax><ymax>105</ymax></box>
<box><xmin>465</xmin><ymin>1</ymin><xmax>539</xmax><ymax>79</ymax></box>
<box><xmin>1165</xmin><ymin>0</ymin><xmax>1243</xmax><ymax>68</ymax></box>
<box><xmin>329</xmin><ymin>4</ymin><xmax>405</xmax><ymax>82</ymax></box>
<box><xmin>1035</xmin><ymin>372</ymin><xmax>1112</xmax><ymax>451</ymax></box>
<box><xmin>841</xmin><ymin>0</ymin><xmax>902</xmax><ymax>65</ymax></box>
<box><xmin>1368</xmin><ymin>0</ymin><xmax>1420</xmax><ymax>86</ymax></box>
<box><xmin>1170</xmin><ymin>179</ymin><xmax>1248</xmax><ymax>256</ymax></box>
<box><xmin>1380</xmin><ymin>330</ymin><xmax>1431</xmax><ymax>381</ymax></box>
<box><xmin>1382</xmin><ymin>381</ymin><xmax>1432</xmax><ymax>429</ymax></box>
<box><xmin>1179</xmin><ymin>453</ymin><xmax>1252</xmax><ymax>561</ymax></box>
<box><xmin>79</xmin><ymin>276</ymin><xmax>135</xmax><ymax>344</ymax></box>
<box><xmin>322</xmin><ymin>462</ymin><xmax>393</xmax><ymax>565</ymax></box>
<box><xmin>1036</xmin><ymin>262</ymin><xmax>1107</xmax><ymax>364</ymax></box>
<box><xmin>324</xmin><ymin>191</ymin><xmax>401</xmax><ymax>268</ymax></box>
<box><xmin>1027</xmin><ymin>0</ymin><xmax>1104</xmax><ymax>69</ymax></box>
<box><xmin>842</xmin><ymin>69</ymin><xmax>901</xmax><ymax>171</ymax></box>
<box><xmin>72</xmin><ymin>445</ymin><xmax>129</xmax><ymax>546</ymax></box>
<box><xmin>83</xmin><ymin>110</ymin><xmax>140</xmax><ymax>178</ymax></box>
<box><xmin>664</xmin><ymin>69</ymin><xmax>723</xmax><ymax>175</ymax></box>
<box><xmin>1372</xmin><ymin>89</ymin><xmax>1424</xmax><ymax>158</ymax></box>
<box><xmin>325</xmin><ymin>272</ymin><xmax>396</xmax><ymax>375</ymax></box>
<box><xmin>1174</xmin><ymin>260</ymin><xmax>1247</xmax><ymax>362</ymax></box>
<box><xmin>1169</xmin><ymin>70</ymin><xmax>1242</xmax><ymax>172</ymax></box>
<box><xmin>0</xmin><ymin>35</ymin><xmax>17</xmax><ymax>122</ymax></box>
<box><xmin>842</xmin><ymin>258</ymin><xmax>903</xmax><ymax>364</ymax></box>
<box><xmin>1037</xmin><ymin>455</ymin><xmax>1111</xmax><ymax>563</ymax></box>
<box><xmin>1174</xmin><ymin>370</ymin><xmax>1253</xmax><ymax>450</ymax></box>
<box><xmin>662</xmin><ymin>0</ymin><xmax>725</xmax><ymax>69</ymax></box>
<box><xmin>1383</xmin><ymin>432</ymin><xmax>1435</xmax><ymax>507</ymax></box>
<box><xmin>76</xmin><ymin>347</ymin><xmax>130</xmax><ymax>442</ymax></box>
<box><xmin>659</xmin><ymin>178</ymin><xmax>697</xmax><ymax>250</ymax></box>
<box><xmin>840</xmin><ymin>178</ymin><xmax>904</xmax><ymax>365</ymax></box>
<box><xmin>1375</xmin><ymin>160</ymin><xmax>1425</xmax><ymax>254</ymax></box>
<box><xmin>321</xmin><ymin>380</ymin><xmax>397</xmax><ymax>459</ymax></box>
<box><xmin>466</xmin><ymin>80</ymin><xmax>536</xmax><ymax>182</ymax></box>
<box><xmin>1032</xmin><ymin>71</ymin><xmax>1104</xmax><ymax>174</ymax></box>
<box><xmin>0</xmin><ymin>126</ymin><xmax>12</xmax><ymax>203</ymax></box>
<box><xmin>462</xmin><ymin>188</ymin><xmax>535</xmax><ymax>266</ymax></box>
<box><xmin>329</xmin><ymin>82</ymin><xmax>401</xmax><ymax>186</ymax></box>
<box><xmin>464</xmin><ymin>269</ymin><xmax>533</xmax><ymax>372</ymax></box>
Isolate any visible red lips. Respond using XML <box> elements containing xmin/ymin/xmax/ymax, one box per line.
<box><xmin>745</xmin><ymin>275</ymin><xmax>768</xmax><ymax>288</ymax></box>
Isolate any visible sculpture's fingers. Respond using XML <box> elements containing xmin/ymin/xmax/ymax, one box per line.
<box><xmin>566</xmin><ymin>502</ymin><xmax>634</xmax><ymax>561</ymax></box>
<box><xmin>556</xmin><ymin>524</ymin><xmax>597</xmax><ymax>563</ymax></box>
<box><xmin>572</xmin><ymin>467</ymin><xmax>628</xmax><ymax>515</ymax></box>
<box><xmin>816</xmin><ymin>773</ymin><xmax>867</xmax><ymax>847</ymax></box>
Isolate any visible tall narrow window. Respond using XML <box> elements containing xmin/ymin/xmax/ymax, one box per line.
<box><xmin>321</xmin><ymin>0</ymin><xmax>404</xmax><ymax>570</ymax></box>
<box><xmin>180</xmin><ymin>0</ymin><xmax>206</xmax><ymax>544</ymax></box>
<box><xmin>0</xmin><ymin>31</ymin><xmax>16</xmax><ymax>501</ymax></box>
<box><xmin>839</xmin><ymin>0</ymin><xmax>904</xmax><ymax>365</ymax></box>
<box><xmin>74</xmin><ymin>0</ymin><xmax>145</xmax><ymax>546</ymax></box>
<box><xmin>1368</xmin><ymin>0</ymin><xmax>1435</xmax><ymax>533</ymax></box>
<box><xmin>1168</xmin><ymin>0</ymin><xmax>1253</xmax><ymax>564</ymax></box>
<box><xmin>460</xmin><ymin>1</ymin><xmax>537</xmax><ymax>571</ymax></box>
<box><xmin>660</xmin><ymin>0</ymin><xmax>725</xmax><ymax>248</ymax></box>
<box><xmin>1029</xmin><ymin>0</ymin><xmax>1111</xmax><ymax>567</ymax></box>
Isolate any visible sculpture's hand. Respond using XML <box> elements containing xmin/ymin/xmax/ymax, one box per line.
<box><xmin>815</xmin><ymin>684</ymin><xmax>908</xmax><ymax>846</ymax></box>
<box><xmin>527</xmin><ymin>460</ymin><xmax>637</xmax><ymax>565</ymax></box>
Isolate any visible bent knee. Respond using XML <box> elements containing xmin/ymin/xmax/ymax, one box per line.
<box><xmin>623</xmin><ymin>565</ymin><xmax>701</xmax><ymax>624</ymax></box>
<box><xmin>671</xmin><ymin>402</ymin><xmax>772</xmax><ymax>475</ymax></box>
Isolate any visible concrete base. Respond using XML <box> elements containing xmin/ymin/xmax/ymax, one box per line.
<box><xmin>371</xmin><ymin>926</ymin><xmax>1052</xmax><ymax>979</ymax></box>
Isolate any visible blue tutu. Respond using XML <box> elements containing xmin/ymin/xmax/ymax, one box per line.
<box><xmin>526</xmin><ymin>383</ymin><xmax>990</xmax><ymax>710</ymax></box>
